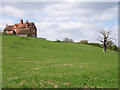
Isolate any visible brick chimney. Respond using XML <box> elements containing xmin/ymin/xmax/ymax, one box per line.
<box><xmin>26</xmin><ymin>20</ymin><xmax>28</xmax><ymax>28</ymax></box>
<box><xmin>20</xmin><ymin>19</ymin><xmax>23</xmax><ymax>24</ymax></box>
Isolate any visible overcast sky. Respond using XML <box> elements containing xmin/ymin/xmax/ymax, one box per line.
<box><xmin>1</xmin><ymin>2</ymin><xmax>118</xmax><ymax>45</ymax></box>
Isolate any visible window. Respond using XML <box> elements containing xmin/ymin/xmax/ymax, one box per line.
<box><xmin>33</xmin><ymin>35</ymin><xmax>34</xmax><ymax>37</ymax></box>
<box><xmin>19</xmin><ymin>34</ymin><xmax>27</xmax><ymax>37</ymax></box>
<box><xmin>19</xmin><ymin>34</ymin><xmax>26</xmax><ymax>36</ymax></box>
<box><xmin>33</xmin><ymin>30</ymin><xmax>35</xmax><ymax>32</ymax></box>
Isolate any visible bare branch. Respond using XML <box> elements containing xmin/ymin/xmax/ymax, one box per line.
<box><xmin>106</xmin><ymin>31</ymin><xmax>111</xmax><ymax>38</ymax></box>
<box><xmin>107</xmin><ymin>38</ymin><xmax>116</xmax><ymax>41</ymax></box>
<box><xmin>97</xmin><ymin>36</ymin><xmax>104</xmax><ymax>42</ymax></box>
<box><xmin>100</xmin><ymin>40</ymin><xmax>104</xmax><ymax>43</ymax></box>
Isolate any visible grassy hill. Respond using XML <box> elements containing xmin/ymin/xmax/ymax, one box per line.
<box><xmin>2</xmin><ymin>35</ymin><xmax>118</xmax><ymax>88</ymax></box>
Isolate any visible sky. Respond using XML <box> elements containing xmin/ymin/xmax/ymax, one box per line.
<box><xmin>0</xmin><ymin>2</ymin><xmax>118</xmax><ymax>45</ymax></box>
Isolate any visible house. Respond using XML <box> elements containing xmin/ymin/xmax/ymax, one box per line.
<box><xmin>3</xmin><ymin>19</ymin><xmax>37</xmax><ymax>37</ymax></box>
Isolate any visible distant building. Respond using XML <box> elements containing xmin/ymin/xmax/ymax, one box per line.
<box><xmin>3</xmin><ymin>19</ymin><xmax>37</xmax><ymax>37</ymax></box>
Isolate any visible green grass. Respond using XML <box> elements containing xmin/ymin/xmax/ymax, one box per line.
<box><xmin>2</xmin><ymin>35</ymin><xmax>118</xmax><ymax>88</ymax></box>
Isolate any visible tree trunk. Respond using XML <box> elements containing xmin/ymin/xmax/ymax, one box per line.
<box><xmin>103</xmin><ymin>45</ymin><xmax>106</xmax><ymax>52</ymax></box>
<box><xmin>103</xmin><ymin>39</ymin><xmax>107</xmax><ymax>52</ymax></box>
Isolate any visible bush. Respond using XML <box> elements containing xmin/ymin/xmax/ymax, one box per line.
<box><xmin>111</xmin><ymin>45</ymin><xmax>118</xmax><ymax>51</ymax></box>
<box><xmin>79</xmin><ymin>40</ymin><xmax>88</xmax><ymax>44</ymax></box>
<box><xmin>27</xmin><ymin>32</ymin><xmax>31</xmax><ymax>37</ymax></box>
<box><xmin>39</xmin><ymin>38</ymin><xmax>46</xmax><ymax>40</ymax></box>
<box><xmin>107</xmin><ymin>46</ymin><xmax>112</xmax><ymax>50</ymax></box>
<box><xmin>90</xmin><ymin>43</ymin><xmax>102</xmax><ymax>48</ymax></box>
<box><xmin>56</xmin><ymin>39</ymin><xmax>61</xmax><ymax>42</ymax></box>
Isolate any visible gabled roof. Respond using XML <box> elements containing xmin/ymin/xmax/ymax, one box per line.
<box><xmin>15</xmin><ymin>22</ymin><xmax>34</xmax><ymax>28</ymax></box>
<box><xmin>4</xmin><ymin>25</ymin><xmax>14</xmax><ymax>31</ymax></box>
<box><xmin>4</xmin><ymin>20</ymin><xmax>36</xmax><ymax>31</ymax></box>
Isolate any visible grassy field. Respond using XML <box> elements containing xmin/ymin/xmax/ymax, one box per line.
<box><xmin>2</xmin><ymin>35</ymin><xmax>118</xmax><ymax>88</ymax></box>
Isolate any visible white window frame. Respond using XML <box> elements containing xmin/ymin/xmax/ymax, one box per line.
<box><xmin>33</xmin><ymin>30</ymin><xmax>35</xmax><ymax>32</ymax></box>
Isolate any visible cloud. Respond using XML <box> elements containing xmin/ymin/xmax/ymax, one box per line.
<box><xmin>3</xmin><ymin>6</ymin><xmax>25</xmax><ymax>18</ymax></box>
<box><xmin>0</xmin><ymin>18</ymin><xmax>15</xmax><ymax>30</ymax></box>
<box><xmin>1</xmin><ymin>2</ymin><xmax>118</xmax><ymax>45</ymax></box>
<box><xmin>35</xmin><ymin>21</ymin><xmax>102</xmax><ymax>42</ymax></box>
<box><xmin>2</xmin><ymin>2</ymin><xmax>117</xmax><ymax>20</ymax></box>
<box><xmin>111</xmin><ymin>26</ymin><xmax>118</xmax><ymax>44</ymax></box>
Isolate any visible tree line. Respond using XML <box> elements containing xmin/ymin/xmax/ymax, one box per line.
<box><xmin>55</xmin><ymin>28</ymin><xmax>119</xmax><ymax>52</ymax></box>
<box><xmin>56</xmin><ymin>38</ymin><xmax>118</xmax><ymax>52</ymax></box>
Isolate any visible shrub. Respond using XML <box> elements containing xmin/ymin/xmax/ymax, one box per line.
<box><xmin>80</xmin><ymin>40</ymin><xmax>88</xmax><ymax>44</ymax></box>
<box><xmin>90</xmin><ymin>43</ymin><xmax>102</xmax><ymax>48</ymax></box>
<box><xmin>56</xmin><ymin>39</ymin><xmax>61</xmax><ymax>42</ymax></box>
<box><xmin>27</xmin><ymin>32</ymin><xmax>31</xmax><ymax>37</ymax></box>
<box><xmin>107</xmin><ymin>46</ymin><xmax>112</xmax><ymax>50</ymax></box>
<box><xmin>111</xmin><ymin>45</ymin><xmax>118</xmax><ymax>51</ymax></box>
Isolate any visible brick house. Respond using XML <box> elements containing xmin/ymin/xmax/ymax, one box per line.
<box><xmin>3</xmin><ymin>19</ymin><xmax>37</xmax><ymax>37</ymax></box>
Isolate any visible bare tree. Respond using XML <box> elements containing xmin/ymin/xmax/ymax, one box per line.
<box><xmin>63</xmin><ymin>37</ymin><xmax>74</xmax><ymax>43</ymax></box>
<box><xmin>98</xmin><ymin>29</ymin><xmax>115</xmax><ymax>52</ymax></box>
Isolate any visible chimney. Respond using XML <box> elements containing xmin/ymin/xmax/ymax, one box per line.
<box><xmin>26</xmin><ymin>20</ymin><xmax>28</xmax><ymax>24</ymax></box>
<box><xmin>26</xmin><ymin>20</ymin><xmax>28</xmax><ymax>28</ymax></box>
<box><xmin>20</xmin><ymin>19</ymin><xmax>23</xmax><ymax>24</ymax></box>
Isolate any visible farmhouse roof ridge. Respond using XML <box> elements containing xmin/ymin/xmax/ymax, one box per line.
<box><xmin>3</xmin><ymin>19</ymin><xmax>37</xmax><ymax>37</ymax></box>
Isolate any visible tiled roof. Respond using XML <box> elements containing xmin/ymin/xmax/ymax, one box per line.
<box><xmin>4</xmin><ymin>25</ymin><xmax>14</xmax><ymax>31</ymax></box>
<box><xmin>16</xmin><ymin>22</ymin><xmax>34</xmax><ymax>28</ymax></box>
<box><xmin>4</xmin><ymin>22</ymin><xmax>35</xmax><ymax>31</ymax></box>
